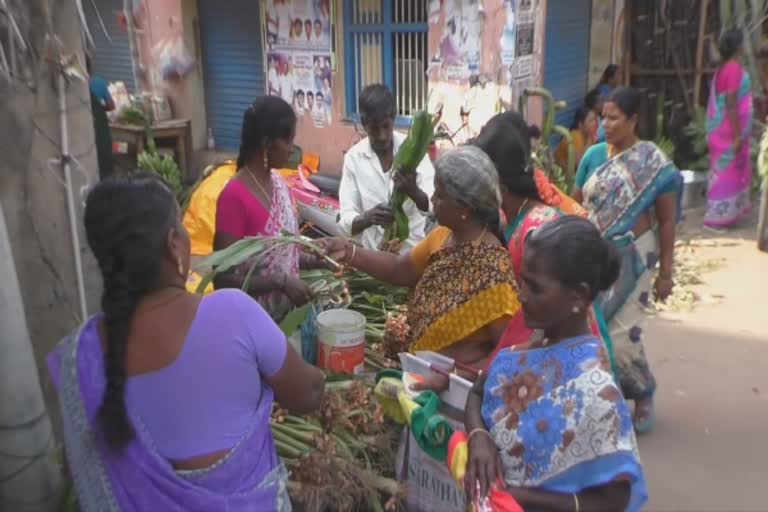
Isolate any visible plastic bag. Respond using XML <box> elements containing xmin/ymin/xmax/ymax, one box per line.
<box><xmin>473</xmin><ymin>482</ymin><xmax>524</xmax><ymax>512</ymax></box>
<box><xmin>153</xmin><ymin>35</ymin><xmax>195</xmax><ymax>80</ymax></box>
<box><xmin>300</xmin><ymin>304</ymin><xmax>320</xmax><ymax>364</ymax></box>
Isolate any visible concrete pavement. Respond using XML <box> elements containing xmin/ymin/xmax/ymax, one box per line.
<box><xmin>639</xmin><ymin>212</ymin><xmax>768</xmax><ymax>511</ymax></box>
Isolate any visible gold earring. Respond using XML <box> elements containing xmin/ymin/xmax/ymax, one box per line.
<box><xmin>177</xmin><ymin>258</ymin><xmax>185</xmax><ymax>277</ymax></box>
<box><xmin>572</xmin><ymin>306</ymin><xmax>580</xmax><ymax>314</ymax></box>
<box><xmin>264</xmin><ymin>152</ymin><xmax>270</xmax><ymax>170</ymax></box>
<box><xmin>461</xmin><ymin>214</ymin><xmax>467</xmax><ymax>220</ymax></box>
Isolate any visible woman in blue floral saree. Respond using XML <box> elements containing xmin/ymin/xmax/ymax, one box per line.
<box><xmin>464</xmin><ymin>216</ymin><xmax>647</xmax><ymax>512</ymax></box>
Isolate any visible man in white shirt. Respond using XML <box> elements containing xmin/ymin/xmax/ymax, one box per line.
<box><xmin>273</xmin><ymin>0</ymin><xmax>292</xmax><ymax>43</ymax></box>
<box><xmin>338</xmin><ymin>84</ymin><xmax>435</xmax><ymax>252</ymax></box>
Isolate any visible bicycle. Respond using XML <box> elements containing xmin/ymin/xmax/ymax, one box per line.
<box><xmin>433</xmin><ymin>106</ymin><xmax>472</xmax><ymax>146</ymax></box>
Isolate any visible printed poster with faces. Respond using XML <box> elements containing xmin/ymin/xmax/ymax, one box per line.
<box><xmin>265</xmin><ymin>0</ymin><xmax>333</xmax><ymax>127</ymax></box>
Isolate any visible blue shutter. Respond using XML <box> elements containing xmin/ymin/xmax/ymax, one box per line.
<box><xmin>84</xmin><ymin>0</ymin><xmax>135</xmax><ymax>91</ymax></box>
<box><xmin>198</xmin><ymin>0</ymin><xmax>265</xmax><ymax>150</ymax></box>
<box><xmin>544</xmin><ymin>0</ymin><xmax>592</xmax><ymax>129</ymax></box>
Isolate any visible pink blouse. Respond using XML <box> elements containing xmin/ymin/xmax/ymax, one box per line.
<box><xmin>215</xmin><ymin>179</ymin><xmax>270</xmax><ymax>239</ymax></box>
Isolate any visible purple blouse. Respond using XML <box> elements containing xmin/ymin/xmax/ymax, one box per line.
<box><xmin>125</xmin><ymin>289</ymin><xmax>287</xmax><ymax>460</ymax></box>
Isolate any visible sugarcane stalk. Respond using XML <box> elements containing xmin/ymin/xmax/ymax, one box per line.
<box><xmin>274</xmin><ymin>439</ymin><xmax>305</xmax><ymax>459</ymax></box>
<box><xmin>272</xmin><ymin>429</ymin><xmax>314</xmax><ymax>453</ymax></box>
<box><xmin>271</xmin><ymin>423</ymin><xmax>318</xmax><ymax>445</ymax></box>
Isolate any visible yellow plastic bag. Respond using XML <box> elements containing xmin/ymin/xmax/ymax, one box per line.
<box><xmin>182</xmin><ymin>162</ymin><xmax>237</xmax><ymax>256</ymax></box>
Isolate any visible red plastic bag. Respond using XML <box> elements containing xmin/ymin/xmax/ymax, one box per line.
<box><xmin>473</xmin><ymin>480</ymin><xmax>524</xmax><ymax>512</ymax></box>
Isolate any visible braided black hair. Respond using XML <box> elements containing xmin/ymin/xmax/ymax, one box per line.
<box><xmin>472</xmin><ymin>111</ymin><xmax>540</xmax><ymax>201</ymax></box>
<box><xmin>84</xmin><ymin>173</ymin><xmax>178</xmax><ymax>449</ymax></box>
<box><xmin>526</xmin><ymin>216</ymin><xmax>620</xmax><ymax>300</ymax></box>
<box><xmin>237</xmin><ymin>96</ymin><xmax>297</xmax><ymax>170</ymax></box>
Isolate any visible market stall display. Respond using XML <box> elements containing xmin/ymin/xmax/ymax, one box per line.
<box><xmin>194</xmin><ymin>234</ymin><xmax>468</xmax><ymax>511</ymax></box>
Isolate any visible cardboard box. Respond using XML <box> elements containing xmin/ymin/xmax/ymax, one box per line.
<box><xmin>396</xmin><ymin>422</ymin><xmax>467</xmax><ymax>512</ymax></box>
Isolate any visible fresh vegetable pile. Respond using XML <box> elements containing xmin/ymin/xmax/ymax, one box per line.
<box><xmin>381</xmin><ymin>109</ymin><xmax>439</xmax><ymax>253</ymax></box>
<box><xmin>194</xmin><ymin>236</ymin><xmax>413</xmax><ymax>510</ymax></box>
<box><xmin>272</xmin><ymin>379</ymin><xmax>403</xmax><ymax>512</ymax></box>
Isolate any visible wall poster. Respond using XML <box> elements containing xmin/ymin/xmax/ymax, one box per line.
<box><xmin>437</xmin><ymin>0</ymin><xmax>483</xmax><ymax>80</ymax></box>
<box><xmin>264</xmin><ymin>0</ymin><xmax>333</xmax><ymax>127</ymax></box>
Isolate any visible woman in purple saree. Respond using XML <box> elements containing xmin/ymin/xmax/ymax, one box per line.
<box><xmin>48</xmin><ymin>174</ymin><xmax>325</xmax><ymax>511</ymax></box>
<box><xmin>705</xmin><ymin>28</ymin><xmax>754</xmax><ymax>230</ymax></box>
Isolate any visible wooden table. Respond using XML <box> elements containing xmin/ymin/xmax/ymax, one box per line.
<box><xmin>110</xmin><ymin>119</ymin><xmax>192</xmax><ymax>182</ymax></box>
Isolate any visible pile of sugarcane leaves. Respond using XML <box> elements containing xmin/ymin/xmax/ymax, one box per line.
<box><xmin>196</xmin><ymin>235</ymin><xmax>413</xmax><ymax>511</ymax></box>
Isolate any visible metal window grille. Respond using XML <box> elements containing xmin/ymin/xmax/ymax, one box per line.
<box><xmin>344</xmin><ymin>0</ymin><xmax>428</xmax><ymax>119</ymax></box>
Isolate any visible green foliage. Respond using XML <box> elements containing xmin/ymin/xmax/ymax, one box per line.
<box><xmin>655</xmin><ymin>136</ymin><xmax>677</xmax><ymax>162</ymax></box>
<box><xmin>518</xmin><ymin>87</ymin><xmax>575</xmax><ymax>192</ymax></box>
<box><xmin>137</xmin><ymin>150</ymin><xmax>184</xmax><ymax>200</ymax></box>
<box><xmin>654</xmin><ymin>92</ymin><xmax>677</xmax><ymax>162</ymax></box>
<box><xmin>384</xmin><ymin>109</ymin><xmax>438</xmax><ymax>243</ymax></box>
<box><xmin>118</xmin><ymin>103</ymin><xmax>147</xmax><ymax>126</ymax></box>
<box><xmin>683</xmin><ymin>107</ymin><xmax>709</xmax><ymax>172</ymax></box>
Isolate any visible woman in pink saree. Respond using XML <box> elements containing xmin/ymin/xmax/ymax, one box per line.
<box><xmin>705</xmin><ymin>28</ymin><xmax>754</xmax><ymax>230</ymax></box>
<box><xmin>214</xmin><ymin>97</ymin><xmax>316</xmax><ymax>321</ymax></box>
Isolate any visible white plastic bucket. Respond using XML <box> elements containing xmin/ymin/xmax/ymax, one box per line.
<box><xmin>316</xmin><ymin>309</ymin><xmax>366</xmax><ymax>375</ymax></box>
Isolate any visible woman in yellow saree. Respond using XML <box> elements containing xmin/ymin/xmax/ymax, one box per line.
<box><xmin>322</xmin><ymin>146</ymin><xmax>520</xmax><ymax>369</ymax></box>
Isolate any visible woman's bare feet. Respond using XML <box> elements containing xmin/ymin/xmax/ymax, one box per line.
<box><xmin>633</xmin><ymin>396</ymin><xmax>655</xmax><ymax>434</ymax></box>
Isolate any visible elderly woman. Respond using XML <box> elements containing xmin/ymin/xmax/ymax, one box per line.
<box><xmin>324</xmin><ymin>146</ymin><xmax>519</xmax><ymax>369</ymax></box>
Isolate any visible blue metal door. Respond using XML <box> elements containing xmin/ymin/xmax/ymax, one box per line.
<box><xmin>84</xmin><ymin>0</ymin><xmax>136</xmax><ymax>91</ymax></box>
<box><xmin>544</xmin><ymin>0</ymin><xmax>592</xmax><ymax>129</ymax></box>
<box><xmin>198</xmin><ymin>0</ymin><xmax>265</xmax><ymax>150</ymax></box>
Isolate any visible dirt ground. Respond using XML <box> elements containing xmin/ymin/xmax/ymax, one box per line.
<box><xmin>639</xmin><ymin>209</ymin><xmax>768</xmax><ymax>511</ymax></box>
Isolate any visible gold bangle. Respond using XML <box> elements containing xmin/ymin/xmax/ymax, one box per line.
<box><xmin>348</xmin><ymin>244</ymin><xmax>357</xmax><ymax>266</ymax></box>
<box><xmin>573</xmin><ymin>493</ymin><xmax>580</xmax><ymax>512</ymax></box>
<box><xmin>467</xmin><ymin>427</ymin><xmax>493</xmax><ymax>444</ymax></box>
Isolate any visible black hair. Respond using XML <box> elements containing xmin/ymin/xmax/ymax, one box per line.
<box><xmin>84</xmin><ymin>172</ymin><xmax>178</xmax><ymax>450</ymax></box>
<box><xmin>606</xmin><ymin>86</ymin><xmax>642</xmax><ymax>119</ymax></box>
<box><xmin>584</xmin><ymin>88</ymin><xmax>600</xmax><ymax>112</ymax></box>
<box><xmin>472</xmin><ymin>111</ymin><xmax>540</xmax><ymax>201</ymax></box>
<box><xmin>296</xmin><ymin>89</ymin><xmax>305</xmax><ymax>96</ymax></box>
<box><xmin>307</xmin><ymin>91</ymin><xmax>314</xmax><ymax>98</ymax></box>
<box><xmin>236</xmin><ymin>96</ymin><xmax>296</xmax><ymax>169</ymax></box>
<box><xmin>599</xmin><ymin>64</ymin><xmax>620</xmax><ymax>84</ymax></box>
<box><xmin>358</xmin><ymin>84</ymin><xmax>396</xmax><ymax>125</ymax></box>
<box><xmin>718</xmin><ymin>28</ymin><xmax>744</xmax><ymax>62</ymax></box>
<box><xmin>570</xmin><ymin>106</ymin><xmax>593</xmax><ymax>130</ymax></box>
<box><xmin>315</xmin><ymin>19</ymin><xmax>322</xmax><ymax>25</ymax></box>
<box><xmin>317</xmin><ymin>92</ymin><xmax>324</xmax><ymax>99</ymax></box>
<box><xmin>526</xmin><ymin>216</ymin><xmax>620</xmax><ymax>299</ymax></box>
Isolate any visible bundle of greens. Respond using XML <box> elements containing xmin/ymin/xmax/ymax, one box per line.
<box><xmin>381</xmin><ymin>109</ymin><xmax>439</xmax><ymax>252</ymax></box>
<box><xmin>193</xmin><ymin>235</ymin><xmax>340</xmax><ymax>295</ymax></box>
